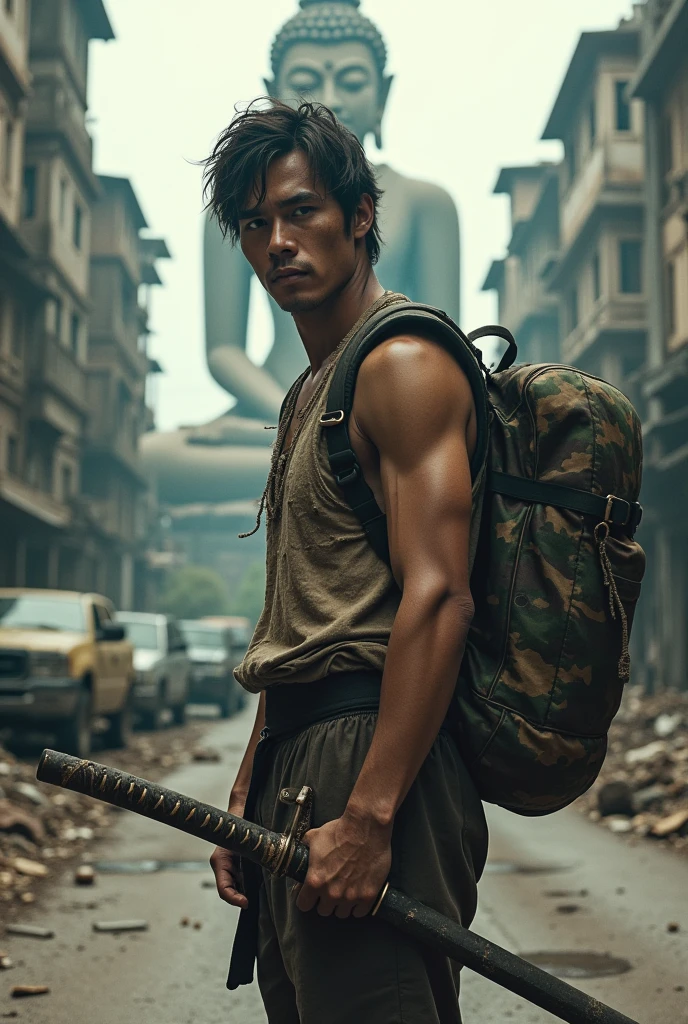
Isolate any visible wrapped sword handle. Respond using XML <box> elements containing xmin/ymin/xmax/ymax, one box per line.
<box><xmin>36</xmin><ymin>748</ymin><xmax>310</xmax><ymax>883</ymax></box>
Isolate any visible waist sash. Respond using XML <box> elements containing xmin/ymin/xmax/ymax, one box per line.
<box><xmin>227</xmin><ymin>671</ymin><xmax>383</xmax><ymax>989</ymax></box>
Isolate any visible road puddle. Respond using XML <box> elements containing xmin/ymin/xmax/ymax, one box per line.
<box><xmin>94</xmin><ymin>860</ymin><xmax>209</xmax><ymax>874</ymax></box>
<box><xmin>520</xmin><ymin>951</ymin><xmax>633</xmax><ymax>979</ymax></box>
<box><xmin>485</xmin><ymin>861</ymin><xmax>576</xmax><ymax>875</ymax></box>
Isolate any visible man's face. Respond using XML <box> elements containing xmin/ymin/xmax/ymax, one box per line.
<box><xmin>274</xmin><ymin>41</ymin><xmax>381</xmax><ymax>144</ymax></box>
<box><xmin>239</xmin><ymin>149</ymin><xmax>359</xmax><ymax>314</ymax></box>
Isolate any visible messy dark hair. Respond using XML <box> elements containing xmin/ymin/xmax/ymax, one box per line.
<box><xmin>203</xmin><ymin>99</ymin><xmax>383</xmax><ymax>265</ymax></box>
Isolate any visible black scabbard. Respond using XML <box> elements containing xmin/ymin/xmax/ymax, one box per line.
<box><xmin>36</xmin><ymin>750</ymin><xmax>640</xmax><ymax>1024</ymax></box>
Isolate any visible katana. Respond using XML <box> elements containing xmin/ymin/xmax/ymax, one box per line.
<box><xmin>36</xmin><ymin>750</ymin><xmax>640</xmax><ymax>1024</ymax></box>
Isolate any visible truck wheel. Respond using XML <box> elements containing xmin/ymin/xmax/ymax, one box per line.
<box><xmin>140</xmin><ymin>699</ymin><xmax>165</xmax><ymax>732</ymax></box>
<box><xmin>172</xmin><ymin>698</ymin><xmax>187</xmax><ymax>727</ymax></box>
<box><xmin>218</xmin><ymin>691</ymin><xmax>233</xmax><ymax>719</ymax></box>
<box><xmin>56</xmin><ymin>689</ymin><xmax>92</xmax><ymax>758</ymax></box>
<box><xmin>107</xmin><ymin>696</ymin><xmax>133</xmax><ymax>749</ymax></box>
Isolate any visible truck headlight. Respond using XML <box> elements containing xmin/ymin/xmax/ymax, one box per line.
<box><xmin>29</xmin><ymin>652</ymin><xmax>71</xmax><ymax>678</ymax></box>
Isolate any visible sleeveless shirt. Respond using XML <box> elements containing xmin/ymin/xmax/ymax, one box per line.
<box><xmin>234</xmin><ymin>292</ymin><xmax>485</xmax><ymax>693</ymax></box>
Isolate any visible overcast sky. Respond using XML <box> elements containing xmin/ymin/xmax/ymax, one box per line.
<box><xmin>88</xmin><ymin>0</ymin><xmax>634</xmax><ymax>432</ymax></box>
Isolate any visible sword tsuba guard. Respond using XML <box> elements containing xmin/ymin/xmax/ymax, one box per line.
<box><xmin>370</xmin><ymin>881</ymin><xmax>389</xmax><ymax>917</ymax></box>
<box><xmin>272</xmin><ymin>785</ymin><xmax>313</xmax><ymax>876</ymax></box>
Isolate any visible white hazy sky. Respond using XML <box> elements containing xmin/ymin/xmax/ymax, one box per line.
<box><xmin>88</xmin><ymin>0</ymin><xmax>634</xmax><ymax>432</ymax></box>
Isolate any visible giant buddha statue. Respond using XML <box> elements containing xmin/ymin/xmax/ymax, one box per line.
<box><xmin>142</xmin><ymin>0</ymin><xmax>461</xmax><ymax>505</ymax></box>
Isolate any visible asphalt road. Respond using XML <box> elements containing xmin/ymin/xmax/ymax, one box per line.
<box><xmin>1</xmin><ymin>700</ymin><xmax>686</xmax><ymax>1024</ymax></box>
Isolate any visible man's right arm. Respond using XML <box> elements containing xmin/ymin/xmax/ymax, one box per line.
<box><xmin>210</xmin><ymin>691</ymin><xmax>265</xmax><ymax>908</ymax></box>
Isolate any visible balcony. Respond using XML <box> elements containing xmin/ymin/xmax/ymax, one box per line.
<box><xmin>562</xmin><ymin>294</ymin><xmax>647</xmax><ymax>365</ymax></box>
<box><xmin>26</xmin><ymin>92</ymin><xmax>95</xmax><ymax>182</ymax></box>
<box><xmin>0</xmin><ymin>352</ymin><xmax>24</xmax><ymax>400</ymax></box>
<box><xmin>29</xmin><ymin>332</ymin><xmax>88</xmax><ymax>416</ymax></box>
<box><xmin>84</xmin><ymin>420</ymin><xmax>148</xmax><ymax>487</ymax></box>
<box><xmin>0</xmin><ymin>471</ymin><xmax>71</xmax><ymax>529</ymax></box>
<box><xmin>561</xmin><ymin>139</ymin><xmax>644</xmax><ymax>252</ymax></box>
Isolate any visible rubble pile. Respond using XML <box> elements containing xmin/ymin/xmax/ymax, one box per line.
<box><xmin>578</xmin><ymin>686</ymin><xmax>688</xmax><ymax>852</ymax></box>
<box><xmin>0</xmin><ymin>721</ymin><xmax>208</xmax><ymax>915</ymax></box>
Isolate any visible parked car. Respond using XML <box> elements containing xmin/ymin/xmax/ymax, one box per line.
<box><xmin>116</xmin><ymin>612</ymin><xmax>191</xmax><ymax>730</ymax></box>
<box><xmin>0</xmin><ymin>589</ymin><xmax>133</xmax><ymax>757</ymax></box>
<box><xmin>201</xmin><ymin>616</ymin><xmax>252</xmax><ymax>711</ymax></box>
<box><xmin>179</xmin><ymin>621</ymin><xmax>242</xmax><ymax>718</ymax></box>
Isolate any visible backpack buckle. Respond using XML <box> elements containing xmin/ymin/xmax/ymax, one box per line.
<box><xmin>320</xmin><ymin>410</ymin><xmax>345</xmax><ymax>427</ymax></box>
<box><xmin>604</xmin><ymin>494</ymin><xmax>630</xmax><ymax>527</ymax></box>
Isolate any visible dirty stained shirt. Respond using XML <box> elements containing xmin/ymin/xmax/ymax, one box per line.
<box><xmin>235</xmin><ymin>293</ymin><xmax>406</xmax><ymax>693</ymax></box>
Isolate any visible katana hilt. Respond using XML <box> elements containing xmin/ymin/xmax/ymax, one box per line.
<box><xmin>36</xmin><ymin>749</ymin><xmax>310</xmax><ymax>883</ymax></box>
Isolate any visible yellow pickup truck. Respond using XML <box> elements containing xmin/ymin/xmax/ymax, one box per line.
<box><xmin>0</xmin><ymin>589</ymin><xmax>134</xmax><ymax>757</ymax></box>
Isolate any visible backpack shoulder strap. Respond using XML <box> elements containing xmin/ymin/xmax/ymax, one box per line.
<box><xmin>322</xmin><ymin>301</ymin><xmax>491</xmax><ymax>565</ymax></box>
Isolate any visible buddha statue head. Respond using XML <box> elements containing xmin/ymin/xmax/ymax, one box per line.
<box><xmin>265</xmin><ymin>0</ymin><xmax>393</xmax><ymax>148</ymax></box>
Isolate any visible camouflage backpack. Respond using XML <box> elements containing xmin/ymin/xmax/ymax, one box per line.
<box><xmin>322</xmin><ymin>301</ymin><xmax>646</xmax><ymax>815</ymax></box>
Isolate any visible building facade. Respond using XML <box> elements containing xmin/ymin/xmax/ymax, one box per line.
<box><xmin>83</xmin><ymin>176</ymin><xmax>169</xmax><ymax>610</ymax></box>
<box><xmin>482</xmin><ymin>164</ymin><xmax>560</xmax><ymax>364</ymax></box>
<box><xmin>629</xmin><ymin>0</ymin><xmax>688</xmax><ymax>690</ymax></box>
<box><xmin>484</xmin><ymin>3</ymin><xmax>688</xmax><ymax>690</ymax></box>
<box><xmin>0</xmin><ymin>0</ymin><xmax>169</xmax><ymax>611</ymax></box>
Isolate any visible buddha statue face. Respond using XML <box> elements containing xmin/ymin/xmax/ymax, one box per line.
<box><xmin>268</xmin><ymin>41</ymin><xmax>392</xmax><ymax>146</ymax></box>
<box><xmin>265</xmin><ymin>0</ymin><xmax>393</xmax><ymax>147</ymax></box>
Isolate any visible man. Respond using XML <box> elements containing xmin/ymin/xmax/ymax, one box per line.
<box><xmin>207</xmin><ymin>99</ymin><xmax>488</xmax><ymax>1024</ymax></box>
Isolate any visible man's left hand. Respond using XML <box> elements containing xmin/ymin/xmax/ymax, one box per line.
<box><xmin>295</xmin><ymin>811</ymin><xmax>392</xmax><ymax>919</ymax></box>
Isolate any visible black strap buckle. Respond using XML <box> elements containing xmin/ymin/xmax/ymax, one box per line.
<box><xmin>329</xmin><ymin>448</ymin><xmax>360</xmax><ymax>486</ymax></box>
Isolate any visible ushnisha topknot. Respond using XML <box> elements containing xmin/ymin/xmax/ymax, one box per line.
<box><xmin>270</xmin><ymin>0</ymin><xmax>388</xmax><ymax>80</ymax></box>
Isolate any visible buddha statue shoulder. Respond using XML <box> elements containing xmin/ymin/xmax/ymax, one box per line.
<box><xmin>142</xmin><ymin>0</ymin><xmax>461</xmax><ymax>505</ymax></box>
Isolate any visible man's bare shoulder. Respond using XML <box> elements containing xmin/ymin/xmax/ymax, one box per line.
<box><xmin>354</xmin><ymin>333</ymin><xmax>474</xmax><ymax>441</ymax></box>
<box><xmin>358</xmin><ymin>332</ymin><xmax>469</xmax><ymax>390</ymax></box>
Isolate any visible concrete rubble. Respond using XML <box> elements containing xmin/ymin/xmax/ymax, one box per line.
<box><xmin>578</xmin><ymin>686</ymin><xmax>688</xmax><ymax>854</ymax></box>
<box><xmin>0</xmin><ymin>719</ymin><xmax>209</xmax><ymax>916</ymax></box>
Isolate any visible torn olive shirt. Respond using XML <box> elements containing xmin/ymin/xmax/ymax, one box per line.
<box><xmin>235</xmin><ymin>292</ymin><xmax>485</xmax><ymax>693</ymax></box>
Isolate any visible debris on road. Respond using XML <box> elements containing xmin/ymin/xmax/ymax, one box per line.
<box><xmin>0</xmin><ymin>952</ymin><xmax>13</xmax><ymax>969</ymax></box>
<box><xmin>578</xmin><ymin>686</ymin><xmax>688</xmax><ymax>855</ymax></box>
<box><xmin>93</xmin><ymin>919</ymin><xmax>149</xmax><ymax>933</ymax></box>
<box><xmin>5</xmin><ymin>924</ymin><xmax>54</xmax><ymax>939</ymax></box>
<box><xmin>0</xmin><ymin>718</ymin><xmax>209</xmax><ymax>918</ymax></box>
<box><xmin>667</xmin><ymin>922</ymin><xmax>681</xmax><ymax>933</ymax></box>
<box><xmin>13</xmin><ymin>857</ymin><xmax>48</xmax><ymax>878</ymax></box>
<box><xmin>192</xmin><ymin>746</ymin><xmax>222</xmax><ymax>763</ymax></box>
<box><xmin>74</xmin><ymin>864</ymin><xmax>96</xmax><ymax>886</ymax></box>
<box><xmin>10</xmin><ymin>985</ymin><xmax>50</xmax><ymax>998</ymax></box>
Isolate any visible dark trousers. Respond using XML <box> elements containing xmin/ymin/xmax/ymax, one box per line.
<box><xmin>252</xmin><ymin>709</ymin><xmax>489</xmax><ymax>1024</ymax></box>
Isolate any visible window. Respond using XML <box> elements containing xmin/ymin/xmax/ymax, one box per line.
<box><xmin>661</xmin><ymin>112</ymin><xmax>674</xmax><ymax>177</ymax></box>
<box><xmin>59</xmin><ymin>177</ymin><xmax>67</xmax><ymax>226</ymax></box>
<box><xmin>615</xmin><ymin>81</ymin><xmax>631</xmax><ymax>132</ymax></box>
<box><xmin>11</xmin><ymin>304</ymin><xmax>22</xmax><ymax>358</ymax></box>
<box><xmin>70</xmin><ymin>313</ymin><xmax>80</xmax><ymax>354</ymax></box>
<box><xmin>4</xmin><ymin>0</ymin><xmax>14</xmax><ymax>17</ymax></box>
<box><xmin>569</xmin><ymin>287</ymin><xmax>579</xmax><ymax>330</ymax></box>
<box><xmin>588</xmin><ymin>96</ymin><xmax>596</xmax><ymax>147</ymax></box>
<box><xmin>666</xmin><ymin>261</ymin><xmax>676</xmax><ymax>337</ymax></box>
<box><xmin>22</xmin><ymin>167</ymin><xmax>36</xmax><ymax>219</ymax></box>
<box><xmin>7</xmin><ymin>435</ymin><xmax>18</xmax><ymax>475</ymax></box>
<box><xmin>619</xmin><ymin>240</ymin><xmax>642</xmax><ymax>294</ymax></box>
<box><xmin>592</xmin><ymin>250</ymin><xmax>601</xmax><ymax>302</ymax></box>
<box><xmin>54</xmin><ymin>297</ymin><xmax>63</xmax><ymax>341</ymax></box>
<box><xmin>567</xmin><ymin>136</ymin><xmax>577</xmax><ymax>184</ymax></box>
<box><xmin>61</xmin><ymin>465</ymin><xmax>73</xmax><ymax>501</ymax></box>
<box><xmin>4</xmin><ymin>120</ymin><xmax>14</xmax><ymax>182</ymax></box>
<box><xmin>73</xmin><ymin>201</ymin><xmax>82</xmax><ymax>249</ymax></box>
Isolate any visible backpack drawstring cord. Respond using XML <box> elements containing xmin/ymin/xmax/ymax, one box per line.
<box><xmin>594</xmin><ymin>521</ymin><xmax>631</xmax><ymax>682</ymax></box>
